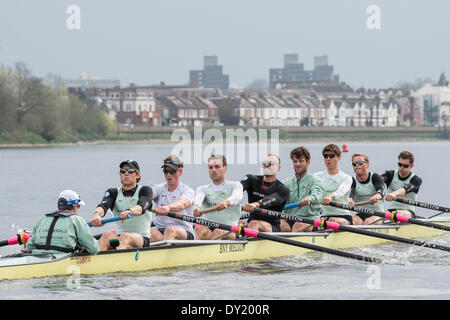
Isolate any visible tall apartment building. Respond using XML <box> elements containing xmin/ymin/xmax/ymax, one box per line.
<box><xmin>189</xmin><ymin>56</ymin><xmax>229</xmax><ymax>89</ymax></box>
<box><xmin>269</xmin><ymin>54</ymin><xmax>338</xmax><ymax>88</ymax></box>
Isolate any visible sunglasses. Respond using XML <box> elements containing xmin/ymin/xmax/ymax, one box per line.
<box><xmin>398</xmin><ymin>162</ymin><xmax>410</xmax><ymax>168</ymax></box>
<box><xmin>323</xmin><ymin>154</ymin><xmax>337</xmax><ymax>159</ymax></box>
<box><xmin>352</xmin><ymin>161</ymin><xmax>366</xmax><ymax>167</ymax></box>
<box><xmin>163</xmin><ymin>168</ymin><xmax>177</xmax><ymax>175</ymax></box>
<box><xmin>120</xmin><ymin>168</ymin><xmax>137</xmax><ymax>174</ymax></box>
<box><xmin>262</xmin><ymin>160</ymin><xmax>277</xmax><ymax>167</ymax></box>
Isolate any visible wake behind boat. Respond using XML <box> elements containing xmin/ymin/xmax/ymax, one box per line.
<box><xmin>1</xmin><ymin>217</ymin><xmax>449</xmax><ymax>281</ymax></box>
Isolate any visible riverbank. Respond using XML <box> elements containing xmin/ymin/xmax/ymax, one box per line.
<box><xmin>0</xmin><ymin>126</ymin><xmax>447</xmax><ymax>148</ymax></box>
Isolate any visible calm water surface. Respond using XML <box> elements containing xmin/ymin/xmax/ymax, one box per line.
<box><xmin>0</xmin><ymin>140</ymin><xmax>449</xmax><ymax>300</ymax></box>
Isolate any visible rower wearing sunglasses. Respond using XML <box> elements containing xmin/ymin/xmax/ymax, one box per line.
<box><xmin>90</xmin><ymin>160</ymin><xmax>153</xmax><ymax>250</ymax></box>
<box><xmin>240</xmin><ymin>154</ymin><xmax>290</xmax><ymax>232</ymax></box>
<box><xmin>150</xmin><ymin>155</ymin><xmax>196</xmax><ymax>241</ymax></box>
<box><xmin>314</xmin><ymin>144</ymin><xmax>353</xmax><ymax>225</ymax></box>
<box><xmin>382</xmin><ymin>151</ymin><xmax>422</xmax><ymax>218</ymax></box>
<box><xmin>348</xmin><ymin>153</ymin><xmax>386</xmax><ymax>225</ymax></box>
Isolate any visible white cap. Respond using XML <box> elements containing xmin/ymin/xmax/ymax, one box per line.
<box><xmin>58</xmin><ymin>189</ymin><xmax>86</xmax><ymax>206</ymax></box>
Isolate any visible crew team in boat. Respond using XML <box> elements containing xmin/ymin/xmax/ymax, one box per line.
<box><xmin>23</xmin><ymin>146</ymin><xmax>424</xmax><ymax>254</ymax></box>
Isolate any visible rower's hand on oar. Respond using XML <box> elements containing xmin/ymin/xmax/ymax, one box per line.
<box><xmin>119</xmin><ymin>210</ymin><xmax>132</xmax><ymax>222</ymax></box>
<box><xmin>348</xmin><ymin>198</ymin><xmax>355</xmax><ymax>206</ymax></box>
<box><xmin>300</xmin><ymin>197</ymin><xmax>312</xmax><ymax>207</ymax></box>
<box><xmin>322</xmin><ymin>194</ymin><xmax>334</xmax><ymax>205</ymax></box>
<box><xmin>242</xmin><ymin>202</ymin><xmax>260</xmax><ymax>213</ymax></box>
<box><xmin>155</xmin><ymin>205</ymin><xmax>170</xmax><ymax>216</ymax></box>
<box><xmin>193</xmin><ymin>205</ymin><xmax>202</xmax><ymax>217</ymax></box>
<box><xmin>370</xmin><ymin>194</ymin><xmax>382</xmax><ymax>205</ymax></box>
<box><xmin>385</xmin><ymin>193</ymin><xmax>396</xmax><ymax>201</ymax></box>
<box><xmin>215</xmin><ymin>200</ymin><xmax>229</xmax><ymax>212</ymax></box>
<box><xmin>90</xmin><ymin>214</ymin><xmax>103</xmax><ymax>227</ymax></box>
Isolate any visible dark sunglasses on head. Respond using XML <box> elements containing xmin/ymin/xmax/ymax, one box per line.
<box><xmin>163</xmin><ymin>168</ymin><xmax>177</xmax><ymax>175</ymax></box>
<box><xmin>120</xmin><ymin>168</ymin><xmax>137</xmax><ymax>174</ymax></box>
<box><xmin>398</xmin><ymin>162</ymin><xmax>410</xmax><ymax>168</ymax></box>
<box><xmin>352</xmin><ymin>161</ymin><xmax>366</xmax><ymax>166</ymax></box>
<box><xmin>262</xmin><ymin>160</ymin><xmax>277</xmax><ymax>166</ymax></box>
<box><xmin>323</xmin><ymin>154</ymin><xmax>337</xmax><ymax>159</ymax></box>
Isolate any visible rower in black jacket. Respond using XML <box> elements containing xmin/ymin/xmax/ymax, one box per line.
<box><xmin>240</xmin><ymin>154</ymin><xmax>290</xmax><ymax>232</ymax></box>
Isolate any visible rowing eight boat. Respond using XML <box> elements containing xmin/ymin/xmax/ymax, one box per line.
<box><xmin>0</xmin><ymin>218</ymin><xmax>449</xmax><ymax>280</ymax></box>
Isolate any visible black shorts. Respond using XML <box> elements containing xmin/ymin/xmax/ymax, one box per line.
<box><xmin>157</xmin><ymin>227</ymin><xmax>195</xmax><ymax>240</ymax></box>
<box><xmin>142</xmin><ymin>237</ymin><xmax>150</xmax><ymax>247</ymax></box>
<box><xmin>321</xmin><ymin>215</ymin><xmax>353</xmax><ymax>225</ymax></box>
<box><xmin>356</xmin><ymin>212</ymin><xmax>376</xmax><ymax>221</ymax></box>
<box><xmin>387</xmin><ymin>209</ymin><xmax>416</xmax><ymax>219</ymax></box>
<box><xmin>284</xmin><ymin>219</ymin><xmax>318</xmax><ymax>231</ymax></box>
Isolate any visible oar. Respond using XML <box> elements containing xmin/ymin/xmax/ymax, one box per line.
<box><xmin>157</xmin><ymin>209</ymin><xmax>382</xmax><ymax>263</ymax></box>
<box><xmin>0</xmin><ymin>214</ymin><xmax>128</xmax><ymax>247</ymax></box>
<box><xmin>87</xmin><ymin>214</ymin><xmax>131</xmax><ymax>227</ymax></box>
<box><xmin>394</xmin><ymin>198</ymin><xmax>450</xmax><ymax>213</ymax></box>
<box><xmin>252</xmin><ymin>208</ymin><xmax>450</xmax><ymax>253</ymax></box>
<box><xmin>329</xmin><ymin>201</ymin><xmax>450</xmax><ymax>232</ymax></box>
<box><xmin>0</xmin><ymin>232</ymin><xmax>31</xmax><ymax>247</ymax></box>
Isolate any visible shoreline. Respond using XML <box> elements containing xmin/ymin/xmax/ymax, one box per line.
<box><xmin>0</xmin><ymin>136</ymin><xmax>447</xmax><ymax>149</ymax></box>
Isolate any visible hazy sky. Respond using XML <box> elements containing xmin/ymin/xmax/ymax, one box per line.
<box><xmin>0</xmin><ymin>0</ymin><xmax>449</xmax><ymax>89</ymax></box>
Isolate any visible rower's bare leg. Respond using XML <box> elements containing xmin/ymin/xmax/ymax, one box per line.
<box><xmin>116</xmin><ymin>232</ymin><xmax>144</xmax><ymax>250</ymax></box>
<box><xmin>150</xmin><ymin>227</ymin><xmax>164</xmax><ymax>242</ymax></box>
<box><xmin>247</xmin><ymin>220</ymin><xmax>273</xmax><ymax>232</ymax></box>
<box><xmin>98</xmin><ymin>231</ymin><xmax>118</xmax><ymax>251</ymax></box>
<box><xmin>291</xmin><ymin>222</ymin><xmax>313</xmax><ymax>232</ymax></box>
<box><xmin>396</xmin><ymin>210</ymin><xmax>413</xmax><ymax>218</ymax></box>
<box><xmin>195</xmin><ymin>225</ymin><xmax>212</xmax><ymax>240</ymax></box>
<box><xmin>211</xmin><ymin>229</ymin><xmax>236</xmax><ymax>240</ymax></box>
<box><xmin>352</xmin><ymin>215</ymin><xmax>364</xmax><ymax>225</ymax></box>
<box><xmin>280</xmin><ymin>219</ymin><xmax>291</xmax><ymax>232</ymax></box>
<box><xmin>364</xmin><ymin>216</ymin><xmax>382</xmax><ymax>225</ymax></box>
<box><xmin>328</xmin><ymin>217</ymin><xmax>350</xmax><ymax>226</ymax></box>
<box><xmin>164</xmin><ymin>226</ymin><xmax>188</xmax><ymax>240</ymax></box>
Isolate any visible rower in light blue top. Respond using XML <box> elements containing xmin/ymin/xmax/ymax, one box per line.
<box><xmin>193</xmin><ymin>154</ymin><xmax>244</xmax><ymax>240</ymax></box>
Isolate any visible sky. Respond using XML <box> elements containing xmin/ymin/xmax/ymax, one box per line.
<box><xmin>0</xmin><ymin>0</ymin><xmax>449</xmax><ymax>89</ymax></box>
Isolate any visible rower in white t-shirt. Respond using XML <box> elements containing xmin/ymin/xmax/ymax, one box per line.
<box><xmin>314</xmin><ymin>144</ymin><xmax>353</xmax><ymax>226</ymax></box>
<box><xmin>151</xmin><ymin>155</ymin><xmax>196</xmax><ymax>241</ymax></box>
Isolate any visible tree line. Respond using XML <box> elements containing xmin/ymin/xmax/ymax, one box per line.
<box><xmin>0</xmin><ymin>62</ymin><xmax>117</xmax><ymax>144</ymax></box>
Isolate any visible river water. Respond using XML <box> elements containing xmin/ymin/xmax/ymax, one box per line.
<box><xmin>0</xmin><ymin>140</ymin><xmax>449</xmax><ymax>301</ymax></box>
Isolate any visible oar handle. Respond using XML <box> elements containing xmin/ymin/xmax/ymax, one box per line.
<box><xmin>0</xmin><ymin>232</ymin><xmax>32</xmax><ymax>247</ymax></box>
<box><xmin>284</xmin><ymin>202</ymin><xmax>301</xmax><ymax>210</ymax></box>
<box><xmin>87</xmin><ymin>214</ymin><xmax>131</xmax><ymax>227</ymax></box>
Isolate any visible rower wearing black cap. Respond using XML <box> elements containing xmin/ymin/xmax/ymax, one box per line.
<box><xmin>90</xmin><ymin>159</ymin><xmax>153</xmax><ymax>250</ymax></box>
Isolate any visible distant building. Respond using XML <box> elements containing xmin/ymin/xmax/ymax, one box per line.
<box><xmin>189</xmin><ymin>56</ymin><xmax>229</xmax><ymax>89</ymax></box>
<box><xmin>269</xmin><ymin>54</ymin><xmax>339</xmax><ymax>89</ymax></box>
<box><xmin>64</xmin><ymin>72</ymin><xmax>120</xmax><ymax>90</ymax></box>
<box><xmin>411</xmin><ymin>73</ymin><xmax>450</xmax><ymax>127</ymax></box>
